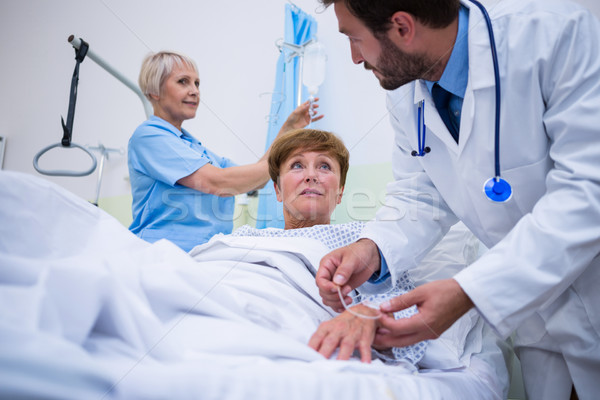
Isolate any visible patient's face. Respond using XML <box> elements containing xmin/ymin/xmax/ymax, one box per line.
<box><xmin>275</xmin><ymin>150</ymin><xmax>343</xmax><ymax>229</ymax></box>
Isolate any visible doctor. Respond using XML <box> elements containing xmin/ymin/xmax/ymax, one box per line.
<box><xmin>315</xmin><ymin>0</ymin><xmax>600</xmax><ymax>399</ymax></box>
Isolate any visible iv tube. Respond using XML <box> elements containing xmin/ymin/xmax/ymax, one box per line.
<box><xmin>337</xmin><ymin>286</ymin><xmax>381</xmax><ymax>320</ymax></box>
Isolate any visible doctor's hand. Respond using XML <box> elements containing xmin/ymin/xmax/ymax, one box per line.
<box><xmin>279</xmin><ymin>98</ymin><xmax>324</xmax><ymax>134</ymax></box>
<box><xmin>316</xmin><ymin>239</ymin><xmax>381</xmax><ymax>311</ymax></box>
<box><xmin>308</xmin><ymin>304</ymin><xmax>382</xmax><ymax>363</ymax></box>
<box><xmin>374</xmin><ymin>279</ymin><xmax>474</xmax><ymax>348</ymax></box>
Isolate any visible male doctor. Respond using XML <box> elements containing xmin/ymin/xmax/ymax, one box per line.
<box><xmin>314</xmin><ymin>0</ymin><xmax>600</xmax><ymax>399</ymax></box>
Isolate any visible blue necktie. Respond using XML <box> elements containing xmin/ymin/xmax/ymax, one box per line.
<box><xmin>432</xmin><ymin>83</ymin><xmax>459</xmax><ymax>143</ymax></box>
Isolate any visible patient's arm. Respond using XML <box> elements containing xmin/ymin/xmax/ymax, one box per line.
<box><xmin>308</xmin><ymin>305</ymin><xmax>383</xmax><ymax>363</ymax></box>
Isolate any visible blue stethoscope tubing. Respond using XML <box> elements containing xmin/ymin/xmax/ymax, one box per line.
<box><xmin>472</xmin><ymin>0</ymin><xmax>512</xmax><ymax>202</ymax></box>
<box><xmin>412</xmin><ymin>101</ymin><xmax>430</xmax><ymax>156</ymax></box>
<box><xmin>414</xmin><ymin>0</ymin><xmax>512</xmax><ymax>202</ymax></box>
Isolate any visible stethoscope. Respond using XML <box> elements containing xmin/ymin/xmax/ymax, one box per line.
<box><xmin>412</xmin><ymin>0</ymin><xmax>512</xmax><ymax>203</ymax></box>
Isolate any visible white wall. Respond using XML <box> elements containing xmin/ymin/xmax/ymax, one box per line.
<box><xmin>1</xmin><ymin>0</ymin><xmax>598</xmax><ymax>201</ymax></box>
<box><xmin>0</xmin><ymin>0</ymin><xmax>390</xmax><ymax>202</ymax></box>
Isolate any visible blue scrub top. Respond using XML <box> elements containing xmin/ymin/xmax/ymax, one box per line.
<box><xmin>128</xmin><ymin>116</ymin><xmax>236</xmax><ymax>251</ymax></box>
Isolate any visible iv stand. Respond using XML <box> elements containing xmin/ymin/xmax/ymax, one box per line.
<box><xmin>276</xmin><ymin>38</ymin><xmax>315</xmax><ymax>107</ymax></box>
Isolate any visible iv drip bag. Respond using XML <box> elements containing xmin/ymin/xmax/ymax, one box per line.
<box><xmin>302</xmin><ymin>41</ymin><xmax>326</xmax><ymax>95</ymax></box>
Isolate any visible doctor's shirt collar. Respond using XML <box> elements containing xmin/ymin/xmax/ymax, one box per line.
<box><xmin>425</xmin><ymin>5</ymin><xmax>469</xmax><ymax>99</ymax></box>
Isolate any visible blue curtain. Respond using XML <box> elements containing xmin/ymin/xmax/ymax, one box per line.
<box><xmin>255</xmin><ymin>4</ymin><xmax>317</xmax><ymax>229</ymax></box>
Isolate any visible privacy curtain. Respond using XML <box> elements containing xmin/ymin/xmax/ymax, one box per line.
<box><xmin>255</xmin><ymin>4</ymin><xmax>317</xmax><ymax>228</ymax></box>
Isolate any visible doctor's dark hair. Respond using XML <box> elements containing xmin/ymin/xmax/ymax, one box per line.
<box><xmin>268</xmin><ymin>129</ymin><xmax>350</xmax><ymax>188</ymax></box>
<box><xmin>319</xmin><ymin>0</ymin><xmax>460</xmax><ymax>32</ymax></box>
<box><xmin>139</xmin><ymin>51</ymin><xmax>198</xmax><ymax>101</ymax></box>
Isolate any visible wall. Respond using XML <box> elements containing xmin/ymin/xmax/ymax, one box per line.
<box><xmin>0</xmin><ymin>0</ymin><xmax>391</xmax><ymax>205</ymax></box>
<box><xmin>1</xmin><ymin>0</ymin><xmax>599</xmax><ymax>207</ymax></box>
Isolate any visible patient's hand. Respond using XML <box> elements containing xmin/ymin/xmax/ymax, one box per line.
<box><xmin>308</xmin><ymin>304</ymin><xmax>381</xmax><ymax>363</ymax></box>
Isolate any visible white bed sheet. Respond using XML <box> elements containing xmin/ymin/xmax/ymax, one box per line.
<box><xmin>0</xmin><ymin>171</ymin><xmax>508</xmax><ymax>399</ymax></box>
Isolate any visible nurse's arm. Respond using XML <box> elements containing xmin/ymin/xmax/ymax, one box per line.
<box><xmin>177</xmin><ymin>161</ymin><xmax>269</xmax><ymax>196</ymax></box>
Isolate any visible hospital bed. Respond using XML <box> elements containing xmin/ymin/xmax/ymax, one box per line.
<box><xmin>0</xmin><ymin>170</ymin><xmax>516</xmax><ymax>399</ymax></box>
<box><xmin>97</xmin><ymin>162</ymin><xmax>527</xmax><ymax>400</ymax></box>
<box><xmin>13</xmin><ymin>30</ymin><xmax>525</xmax><ymax>397</ymax></box>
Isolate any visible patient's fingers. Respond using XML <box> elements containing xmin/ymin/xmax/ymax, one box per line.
<box><xmin>308</xmin><ymin>327</ymin><xmax>328</xmax><ymax>354</ymax></box>
<box><xmin>308</xmin><ymin>322</ymin><xmax>341</xmax><ymax>360</ymax></box>
<box><xmin>357</xmin><ymin>338</ymin><xmax>373</xmax><ymax>364</ymax></box>
<box><xmin>308</xmin><ymin>306</ymin><xmax>377</xmax><ymax>363</ymax></box>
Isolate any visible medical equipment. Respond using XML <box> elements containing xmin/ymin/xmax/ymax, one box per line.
<box><xmin>337</xmin><ymin>286</ymin><xmax>381</xmax><ymax>320</ymax></box>
<box><xmin>33</xmin><ymin>38</ymin><xmax>97</xmax><ymax>177</ymax></box>
<box><xmin>471</xmin><ymin>0</ymin><xmax>512</xmax><ymax>203</ymax></box>
<box><xmin>33</xmin><ymin>35</ymin><xmax>150</xmax><ymax>203</ymax></box>
<box><xmin>302</xmin><ymin>40</ymin><xmax>327</xmax><ymax>116</ymax></box>
<box><xmin>411</xmin><ymin>100</ymin><xmax>430</xmax><ymax>157</ymax></box>
<box><xmin>68</xmin><ymin>36</ymin><xmax>152</xmax><ymax>118</ymax></box>
<box><xmin>276</xmin><ymin>37</ymin><xmax>325</xmax><ymax>109</ymax></box>
<box><xmin>87</xmin><ymin>143</ymin><xmax>124</xmax><ymax>206</ymax></box>
<box><xmin>413</xmin><ymin>0</ymin><xmax>512</xmax><ymax>203</ymax></box>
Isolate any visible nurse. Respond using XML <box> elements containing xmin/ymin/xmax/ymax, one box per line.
<box><xmin>314</xmin><ymin>1</ymin><xmax>600</xmax><ymax>399</ymax></box>
<box><xmin>128</xmin><ymin>51</ymin><xmax>322</xmax><ymax>251</ymax></box>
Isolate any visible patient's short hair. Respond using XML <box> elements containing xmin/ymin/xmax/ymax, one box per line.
<box><xmin>138</xmin><ymin>51</ymin><xmax>198</xmax><ymax>101</ymax></box>
<box><xmin>269</xmin><ymin>129</ymin><xmax>350</xmax><ymax>187</ymax></box>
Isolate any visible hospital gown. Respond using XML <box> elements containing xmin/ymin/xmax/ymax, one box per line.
<box><xmin>231</xmin><ymin>222</ymin><xmax>428</xmax><ymax>364</ymax></box>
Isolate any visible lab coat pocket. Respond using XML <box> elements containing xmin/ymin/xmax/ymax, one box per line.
<box><xmin>513</xmin><ymin>312</ymin><xmax>547</xmax><ymax>346</ymax></box>
<box><xmin>500</xmin><ymin>156</ymin><xmax>552</xmax><ymax>215</ymax></box>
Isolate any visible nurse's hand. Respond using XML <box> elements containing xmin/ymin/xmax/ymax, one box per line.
<box><xmin>308</xmin><ymin>304</ymin><xmax>381</xmax><ymax>363</ymax></box>
<box><xmin>316</xmin><ymin>239</ymin><xmax>381</xmax><ymax>311</ymax></box>
<box><xmin>374</xmin><ymin>279</ymin><xmax>474</xmax><ymax>348</ymax></box>
<box><xmin>279</xmin><ymin>98</ymin><xmax>324</xmax><ymax>133</ymax></box>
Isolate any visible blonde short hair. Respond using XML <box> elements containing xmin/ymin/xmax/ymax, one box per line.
<box><xmin>268</xmin><ymin>129</ymin><xmax>350</xmax><ymax>187</ymax></box>
<box><xmin>138</xmin><ymin>51</ymin><xmax>198</xmax><ymax>100</ymax></box>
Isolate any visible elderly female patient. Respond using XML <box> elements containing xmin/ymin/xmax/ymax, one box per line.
<box><xmin>209</xmin><ymin>127</ymin><xmax>423</xmax><ymax>364</ymax></box>
<box><xmin>214</xmin><ymin>129</ymin><xmax>508</xmax><ymax>395</ymax></box>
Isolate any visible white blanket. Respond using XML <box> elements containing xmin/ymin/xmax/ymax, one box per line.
<box><xmin>0</xmin><ymin>171</ymin><xmax>507</xmax><ymax>399</ymax></box>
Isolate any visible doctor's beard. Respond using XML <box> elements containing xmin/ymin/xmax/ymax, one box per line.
<box><xmin>366</xmin><ymin>33</ymin><xmax>443</xmax><ymax>90</ymax></box>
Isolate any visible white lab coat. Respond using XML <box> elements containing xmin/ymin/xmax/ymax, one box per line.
<box><xmin>362</xmin><ymin>1</ymin><xmax>600</xmax><ymax>398</ymax></box>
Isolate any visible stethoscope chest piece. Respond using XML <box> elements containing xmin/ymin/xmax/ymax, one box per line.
<box><xmin>483</xmin><ymin>177</ymin><xmax>512</xmax><ymax>202</ymax></box>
